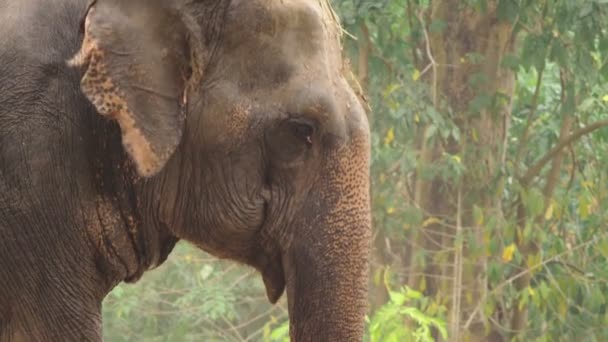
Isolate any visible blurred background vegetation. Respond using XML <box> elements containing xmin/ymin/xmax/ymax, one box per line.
<box><xmin>103</xmin><ymin>0</ymin><xmax>608</xmax><ymax>341</ymax></box>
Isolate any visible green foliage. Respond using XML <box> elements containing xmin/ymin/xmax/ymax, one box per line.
<box><xmin>103</xmin><ymin>244</ymin><xmax>283</xmax><ymax>341</ymax></box>
<box><xmin>263</xmin><ymin>320</ymin><xmax>290</xmax><ymax>342</ymax></box>
<box><xmin>367</xmin><ymin>287</ymin><xmax>448</xmax><ymax>342</ymax></box>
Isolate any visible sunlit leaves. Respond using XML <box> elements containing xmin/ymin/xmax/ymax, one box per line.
<box><xmin>412</xmin><ymin>69</ymin><xmax>421</xmax><ymax>81</ymax></box>
<box><xmin>502</xmin><ymin>243</ymin><xmax>517</xmax><ymax>263</ymax></box>
<box><xmin>367</xmin><ymin>287</ymin><xmax>448</xmax><ymax>342</ymax></box>
<box><xmin>264</xmin><ymin>319</ymin><xmax>290</xmax><ymax>342</ymax></box>
<box><xmin>384</xmin><ymin>127</ymin><xmax>395</xmax><ymax>146</ymax></box>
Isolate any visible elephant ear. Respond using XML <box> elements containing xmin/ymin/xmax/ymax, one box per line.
<box><xmin>69</xmin><ymin>0</ymin><xmax>191</xmax><ymax>177</ymax></box>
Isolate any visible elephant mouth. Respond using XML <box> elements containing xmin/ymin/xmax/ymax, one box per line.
<box><xmin>260</xmin><ymin>250</ymin><xmax>286</xmax><ymax>304</ymax></box>
<box><xmin>256</xmin><ymin>189</ymin><xmax>287</xmax><ymax>303</ymax></box>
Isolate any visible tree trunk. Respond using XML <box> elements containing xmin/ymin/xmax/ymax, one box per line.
<box><xmin>416</xmin><ymin>1</ymin><xmax>515</xmax><ymax>340</ymax></box>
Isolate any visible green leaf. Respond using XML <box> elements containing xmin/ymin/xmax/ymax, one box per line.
<box><xmin>549</xmin><ymin>40</ymin><xmax>569</xmax><ymax>67</ymax></box>
<box><xmin>497</xmin><ymin>0</ymin><xmax>519</xmax><ymax>22</ymax></box>
<box><xmin>429</xmin><ymin>19</ymin><xmax>447</xmax><ymax>33</ymax></box>
<box><xmin>523</xmin><ymin>188</ymin><xmax>545</xmax><ymax>217</ymax></box>
<box><xmin>578</xmin><ymin>97</ymin><xmax>596</xmax><ymax>112</ymax></box>
<box><xmin>403</xmin><ymin>206</ymin><xmax>424</xmax><ymax>227</ymax></box>
<box><xmin>388</xmin><ymin>290</ymin><xmax>406</xmax><ymax>306</ymax></box>
<box><xmin>521</xmin><ymin>34</ymin><xmax>550</xmax><ymax>71</ymax></box>
<box><xmin>598</xmin><ymin>237</ymin><xmax>608</xmax><ymax>258</ymax></box>
<box><xmin>469</xmin><ymin>93</ymin><xmax>492</xmax><ymax>112</ymax></box>
<box><xmin>111</xmin><ymin>286</ymin><xmax>124</xmax><ymax>299</ymax></box>
<box><xmin>269</xmin><ymin>321</ymin><xmax>290</xmax><ymax>341</ymax></box>
<box><xmin>501</xmin><ymin>53</ymin><xmax>520</xmax><ymax>71</ymax></box>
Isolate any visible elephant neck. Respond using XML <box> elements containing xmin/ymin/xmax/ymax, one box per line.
<box><xmin>89</xmin><ymin>122</ymin><xmax>178</xmax><ymax>292</ymax></box>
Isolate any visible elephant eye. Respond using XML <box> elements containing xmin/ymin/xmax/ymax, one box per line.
<box><xmin>289</xmin><ymin>119</ymin><xmax>315</xmax><ymax>146</ymax></box>
<box><xmin>266</xmin><ymin>118</ymin><xmax>316</xmax><ymax>166</ymax></box>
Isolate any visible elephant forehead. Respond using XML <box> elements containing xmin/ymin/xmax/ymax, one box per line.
<box><xmin>227</xmin><ymin>0</ymin><xmax>326</xmax><ymax>35</ymax></box>
<box><xmin>223</xmin><ymin>0</ymin><xmax>341</xmax><ymax>67</ymax></box>
<box><xmin>217</xmin><ymin>0</ymin><xmax>345</xmax><ymax>105</ymax></box>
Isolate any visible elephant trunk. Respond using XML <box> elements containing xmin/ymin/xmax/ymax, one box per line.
<box><xmin>285</xmin><ymin>137</ymin><xmax>371</xmax><ymax>341</ymax></box>
<box><xmin>284</xmin><ymin>227</ymin><xmax>370</xmax><ymax>341</ymax></box>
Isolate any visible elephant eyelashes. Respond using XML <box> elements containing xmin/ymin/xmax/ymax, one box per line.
<box><xmin>289</xmin><ymin>120</ymin><xmax>314</xmax><ymax>146</ymax></box>
<box><xmin>265</xmin><ymin>119</ymin><xmax>315</xmax><ymax>165</ymax></box>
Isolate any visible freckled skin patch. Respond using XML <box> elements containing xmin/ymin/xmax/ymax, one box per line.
<box><xmin>69</xmin><ymin>1</ymin><xmax>189</xmax><ymax>177</ymax></box>
<box><xmin>227</xmin><ymin>103</ymin><xmax>251</xmax><ymax>137</ymax></box>
<box><xmin>70</xmin><ymin>34</ymin><xmax>161</xmax><ymax>177</ymax></box>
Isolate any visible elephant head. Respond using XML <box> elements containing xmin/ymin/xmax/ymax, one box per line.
<box><xmin>71</xmin><ymin>0</ymin><xmax>371</xmax><ymax>339</ymax></box>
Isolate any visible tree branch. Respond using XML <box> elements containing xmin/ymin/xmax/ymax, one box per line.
<box><xmin>406</xmin><ymin>0</ymin><xmax>420</xmax><ymax>69</ymax></box>
<box><xmin>450</xmin><ymin>185</ymin><xmax>463</xmax><ymax>339</ymax></box>
<box><xmin>520</xmin><ymin>119</ymin><xmax>608</xmax><ymax>185</ymax></box>
<box><xmin>464</xmin><ymin>230</ymin><xmax>608</xmax><ymax>330</ymax></box>
<box><xmin>357</xmin><ymin>22</ymin><xmax>371</xmax><ymax>91</ymax></box>
<box><xmin>416</xmin><ymin>10</ymin><xmax>438</xmax><ymax>107</ymax></box>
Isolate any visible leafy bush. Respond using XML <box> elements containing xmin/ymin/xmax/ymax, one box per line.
<box><xmin>367</xmin><ymin>286</ymin><xmax>447</xmax><ymax>342</ymax></box>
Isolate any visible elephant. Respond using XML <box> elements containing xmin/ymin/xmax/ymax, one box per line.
<box><xmin>0</xmin><ymin>0</ymin><xmax>371</xmax><ymax>341</ymax></box>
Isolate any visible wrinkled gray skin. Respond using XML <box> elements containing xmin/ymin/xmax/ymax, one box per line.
<box><xmin>0</xmin><ymin>0</ymin><xmax>371</xmax><ymax>341</ymax></box>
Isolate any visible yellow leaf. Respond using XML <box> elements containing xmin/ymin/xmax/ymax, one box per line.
<box><xmin>373</xmin><ymin>268</ymin><xmax>383</xmax><ymax>286</ymax></box>
<box><xmin>383</xmin><ymin>266</ymin><xmax>392</xmax><ymax>291</ymax></box>
<box><xmin>544</xmin><ymin>201</ymin><xmax>554</xmax><ymax>220</ymax></box>
<box><xmin>473</xmin><ymin>205</ymin><xmax>484</xmax><ymax>226</ymax></box>
<box><xmin>528</xmin><ymin>286</ymin><xmax>535</xmax><ymax>297</ymax></box>
<box><xmin>502</xmin><ymin>243</ymin><xmax>517</xmax><ymax>263</ymax></box>
<box><xmin>415</xmin><ymin>113</ymin><xmax>420</xmax><ymax>123</ymax></box>
<box><xmin>412</xmin><ymin>69</ymin><xmax>421</xmax><ymax>81</ymax></box>
<box><xmin>423</xmin><ymin>217</ymin><xmax>441</xmax><ymax>227</ymax></box>
<box><xmin>466</xmin><ymin>291</ymin><xmax>473</xmax><ymax>304</ymax></box>
<box><xmin>602</xmin><ymin>94</ymin><xmax>608</xmax><ymax>103</ymax></box>
<box><xmin>559</xmin><ymin>301</ymin><xmax>568</xmax><ymax>318</ymax></box>
<box><xmin>263</xmin><ymin>324</ymin><xmax>270</xmax><ymax>339</ymax></box>
<box><xmin>527</xmin><ymin>253</ymin><xmax>541</xmax><ymax>270</ymax></box>
<box><xmin>384</xmin><ymin>127</ymin><xmax>395</xmax><ymax>146</ymax></box>
<box><xmin>516</xmin><ymin>227</ymin><xmax>523</xmax><ymax>244</ymax></box>
<box><xmin>579</xmin><ymin>195</ymin><xmax>591</xmax><ymax>219</ymax></box>
<box><xmin>419</xmin><ymin>276</ymin><xmax>426</xmax><ymax>292</ymax></box>
<box><xmin>386</xmin><ymin>207</ymin><xmax>395</xmax><ymax>214</ymax></box>
<box><xmin>383</xmin><ymin>83</ymin><xmax>401</xmax><ymax>98</ymax></box>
